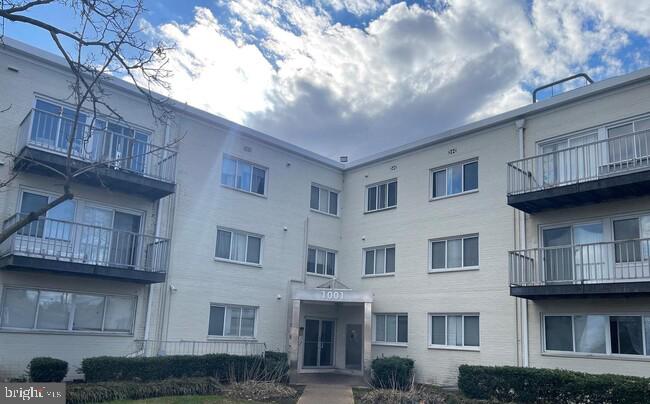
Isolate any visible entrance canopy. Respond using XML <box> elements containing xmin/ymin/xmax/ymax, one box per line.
<box><xmin>293</xmin><ymin>279</ymin><xmax>373</xmax><ymax>303</ymax></box>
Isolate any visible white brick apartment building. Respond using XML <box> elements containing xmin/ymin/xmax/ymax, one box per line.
<box><xmin>1</xmin><ymin>38</ymin><xmax>649</xmax><ymax>386</ymax></box>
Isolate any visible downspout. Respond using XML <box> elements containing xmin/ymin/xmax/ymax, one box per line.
<box><xmin>515</xmin><ymin>119</ymin><xmax>529</xmax><ymax>368</ymax></box>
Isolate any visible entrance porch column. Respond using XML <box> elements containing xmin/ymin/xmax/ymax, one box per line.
<box><xmin>288</xmin><ymin>299</ymin><xmax>301</xmax><ymax>370</ymax></box>
<box><xmin>362</xmin><ymin>301</ymin><xmax>372</xmax><ymax>376</ymax></box>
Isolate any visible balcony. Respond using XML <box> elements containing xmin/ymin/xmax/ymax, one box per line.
<box><xmin>509</xmin><ymin>239</ymin><xmax>650</xmax><ymax>299</ymax></box>
<box><xmin>14</xmin><ymin>108</ymin><xmax>176</xmax><ymax>199</ymax></box>
<box><xmin>0</xmin><ymin>214</ymin><xmax>170</xmax><ymax>283</ymax></box>
<box><xmin>507</xmin><ymin>130</ymin><xmax>650</xmax><ymax>213</ymax></box>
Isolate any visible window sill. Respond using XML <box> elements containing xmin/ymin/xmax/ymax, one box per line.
<box><xmin>427</xmin><ymin>345</ymin><xmax>480</xmax><ymax>352</ymax></box>
<box><xmin>364</xmin><ymin>206</ymin><xmax>397</xmax><ymax>214</ymax></box>
<box><xmin>0</xmin><ymin>328</ymin><xmax>133</xmax><ymax>337</ymax></box>
<box><xmin>542</xmin><ymin>351</ymin><xmax>650</xmax><ymax>362</ymax></box>
<box><xmin>307</xmin><ymin>272</ymin><xmax>336</xmax><ymax>279</ymax></box>
<box><xmin>362</xmin><ymin>273</ymin><xmax>395</xmax><ymax>278</ymax></box>
<box><xmin>214</xmin><ymin>257</ymin><xmax>262</xmax><ymax>268</ymax></box>
<box><xmin>428</xmin><ymin>267</ymin><xmax>479</xmax><ymax>274</ymax></box>
<box><xmin>221</xmin><ymin>184</ymin><xmax>267</xmax><ymax>199</ymax></box>
<box><xmin>207</xmin><ymin>336</ymin><xmax>258</xmax><ymax>341</ymax></box>
<box><xmin>372</xmin><ymin>342</ymin><xmax>408</xmax><ymax>348</ymax></box>
<box><xmin>310</xmin><ymin>208</ymin><xmax>339</xmax><ymax>218</ymax></box>
<box><xmin>429</xmin><ymin>189</ymin><xmax>478</xmax><ymax>202</ymax></box>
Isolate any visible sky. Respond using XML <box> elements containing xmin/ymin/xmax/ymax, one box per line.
<box><xmin>3</xmin><ymin>0</ymin><xmax>650</xmax><ymax>160</ymax></box>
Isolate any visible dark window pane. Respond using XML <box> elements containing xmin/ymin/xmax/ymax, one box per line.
<box><xmin>329</xmin><ymin>192</ymin><xmax>338</xmax><ymax>215</ymax></box>
<box><xmin>545</xmin><ymin>316</ymin><xmax>573</xmax><ymax>351</ymax></box>
<box><xmin>1</xmin><ymin>288</ymin><xmax>38</xmax><ymax>328</ymax></box>
<box><xmin>252</xmin><ymin>167</ymin><xmax>265</xmax><ymax>195</ymax></box>
<box><xmin>613</xmin><ymin>219</ymin><xmax>641</xmax><ymax>262</ymax></box>
<box><xmin>387</xmin><ymin>181</ymin><xmax>397</xmax><ymax>207</ymax></box>
<box><xmin>208</xmin><ymin>306</ymin><xmax>225</xmax><ymax>336</ymax></box>
<box><xmin>431</xmin><ymin>241</ymin><xmax>446</xmax><ymax>269</ymax></box>
<box><xmin>433</xmin><ymin>170</ymin><xmax>446</xmax><ymax>198</ymax></box>
<box><xmin>246</xmin><ymin>236</ymin><xmax>261</xmax><ymax>264</ymax></box>
<box><xmin>367</xmin><ymin>186</ymin><xmax>377</xmax><ymax>211</ymax></box>
<box><xmin>463</xmin><ymin>237</ymin><xmax>479</xmax><ymax>267</ymax></box>
<box><xmin>19</xmin><ymin>192</ymin><xmax>48</xmax><ymax>237</ymax></box>
<box><xmin>385</xmin><ymin>247</ymin><xmax>395</xmax><ymax>273</ymax></box>
<box><xmin>326</xmin><ymin>252</ymin><xmax>336</xmax><ymax>276</ymax></box>
<box><xmin>316</xmin><ymin>250</ymin><xmax>326</xmax><ymax>274</ymax></box>
<box><xmin>310</xmin><ymin>186</ymin><xmax>320</xmax><ymax>210</ymax></box>
<box><xmin>397</xmin><ymin>315</ymin><xmax>408</xmax><ymax>343</ymax></box>
<box><xmin>463</xmin><ymin>162</ymin><xmax>478</xmax><ymax>191</ymax></box>
<box><xmin>378</xmin><ymin>184</ymin><xmax>387</xmax><ymax>209</ymax></box>
<box><xmin>464</xmin><ymin>316</ymin><xmax>480</xmax><ymax>347</ymax></box>
<box><xmin>611</xmin><ymin>316</ymin><xmax>643</xmax><ymax>355</ymax></box>
<box><xmin>307</xmin><ymin>248</ymin><xmax>316</xmax><ymax>273</ymax></box>
<box><xmin>375</xmin><ymin>315</ymin><xmax>385</xmax><ymax>342</ymax></box>
<box><xmin>215</xmin><ymin>230</ymin><xmax>231</xmax><ymax>259</ymax></box>
<box><xmin>365</xmin><ymin>250</ymin><xmax>375</xmax><ymax>275</ymax></box>
<box><xmin>431</xmin><ymin>316</ymin><xmax>446</xmax><ymax>345</ymax></box>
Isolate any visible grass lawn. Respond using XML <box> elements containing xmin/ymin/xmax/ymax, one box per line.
<box><xmin>108</xmin><ymin>395</ymin><xmax>266</xmax><ymax>404</ymax></box>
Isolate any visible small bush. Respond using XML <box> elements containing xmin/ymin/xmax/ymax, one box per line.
<box><xmin>371</xmin><ymin>356</ymin><xmax>414</xmax><ymax>390</ymax></box>
<box><xmin>458</xmin><ymin>365</ymin><xmax>650</xmax><ymax>404</ymax></box>
<box><xmin>81</xmin><ymin>353</ymin><xmax>288</xmax><ymax>383</ymax></box>
<box><xmin>28</xmin><ymin>357</ymin><xmax>68</xmax><ymax>382</ymax></box>
<box><xmin>66</xmin><ymin>377</ymin><xmax>221</xmax><ymax>404</ymax></box>
<box><xmin>226</xmin><ymin>380</ymin><xmax>297</xmax><ymax>402</ymax></box>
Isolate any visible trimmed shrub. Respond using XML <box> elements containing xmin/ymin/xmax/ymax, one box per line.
<box><xmin>81</xmin><ymin>353</ymin><xmax>288</xmax><ymax>383</ymax></box>
<box><xmin>65</xmin><ymin>377</ymin><xmax>221</xmax><ymax>404</ymax></box>
<box><xmin>371</xmin><ymin>356</ymin><xmax>414</xmax><ymax>390</ymax></box>
<box><xmin>458</xmin><ymin>365</ymin><xmax>650</xmax><ymax>404</ymax></box>
<box><xmin>226</xmin><ymin>380</ymin><xmax>298</xmax><ymax>402</ymax></box>
<box><xmin>28</xmin><ymin>357</ymin><xmax>68</xmax><ymax>382</ymax></box>
<box><xmin>357</xmin><ymin>386</ymin><xmax>477</xmax><ymax>404</ymax></box>
<box><xmin>264</xmin><ymin>351</ymin><xmax>290</xmax><ymax>383</ymax></box>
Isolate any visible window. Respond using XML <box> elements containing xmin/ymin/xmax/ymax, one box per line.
<box><xmin>374</xmin><ymin>314</ymin><xmax>408</xmax><ymax>344</ymax></box>
<box><xmin>543</xmin><ymin>314</ymin><xmax>650</xmax><ymax>356</ymax></box>
<box><xmin>221</xmin><ymin>156</ymin><xmax>266</xmax><ymax>196</ymax></box>
<box><xmin>208</xmin><ymin>304</ymin><xmax>256</xmax><ymax>338</ymax></box>
<box><xmin>613</xmin><ymin>218</ymin><xmax>642</xmax><ymax>263</ymax></box>
<box><xmin>307</xmin><ymin>247</ymin><xmax>336</xmax><ymax>276</ymax></box>
<box><xmin>0</xmin><ymin>287</ymin><xmax>135</xmax><ymax>333</ymax></box>
<box><xmin>364</xmin><ymin>246</ymin><xmax>396</xmax><ymax>276</ymax></box>
<box><xmin>366</xmin><ymin>180</ymin><xmax>397</xmax><ymax>212</ymax></box>
<box><xmin>215</xmin><ymin>228</ymin><xmax>262</xmax><ymax>265</ymax></box>
<box><xmin>430</xmin><ymin>235</ymin><xmax>478</xmax><ymax>271</ymax></box>
<box><xmin>429</xmin><ymin>314</ymin><xmax>480</xmax><ymax>348</ymax></box>
<box><xmin>18</xmin><ymin>191</ymin><xmax>76</xmax><ymax>240</ymax></box>
<box><xmin>310</xmin><ymin>185</ymin><xmax>339</xmax><ymax>215</ymax></box>
<box><xmin>432</xmin><ymin>161</ymin><xmax>478</xmax><ymax>199</ymax></box>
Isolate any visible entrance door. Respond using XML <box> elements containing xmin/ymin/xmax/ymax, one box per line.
<box><xmin>110</xmin><ymin>211</ymin><xmax>141</xmax><ymax>268</ymax></box>
<box><xmin>303</xmin><ymin>319</ymin><xmax>334</xmax><ymax>368</ymax></box>
<box><xmin>345</xmin><ymin>324</ymin><xmax>362</xmax><ymax>370</ymax></box>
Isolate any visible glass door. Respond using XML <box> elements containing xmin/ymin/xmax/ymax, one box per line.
<box><xmin>80</xmin><ymin>206</ymin><xmax>113</xmax><ymax>265</ymax></box>
<box><xmin>110</xmin><ymin>211</ymin><xmax>141</xmax><ymax>268</ymax></box>
<box><xmin>573</xmin><ymin>223</ymin><xmax>605</xmax><ymax>282</ymax></box>
<box><xmin>542</xmin><ymin>227</ymin><xmax>573</xmax><ymax>283</ymax></box>
<box><xmin>303</xmin><ymin>319</ymin><xmax>335</xmax><ymax>368</ymax></box>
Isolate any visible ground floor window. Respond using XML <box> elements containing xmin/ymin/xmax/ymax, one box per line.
<box><xmin>208</xmin><ymin>304</ymin><xmax>257</xmax><ymax>338</ymax></box>
<box><xmin>373</xmin><ymin>313</ymin><xmax>408</xmax><ymax>344</ymax></box>
<box><xmin>0</xmin><ymin>287</ymin><xmax>136</xmax><ymax>333</ymax></box>
<box><xmin>429</xmin><ymin>313</ymin><xmax>479</xmax><ymax>348</ymax></box>
<box><xmin>544</xmin><ymin>314</ymin><xmax>650</xmax><ymax>356</ymax></box>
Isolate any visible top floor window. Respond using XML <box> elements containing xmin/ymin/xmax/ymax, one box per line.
<box><xmin>432</xmin><ymin>160</ymin><xmax>478</xmax><ymax>199</ymax></box>
<box><xmin>367</xmin><ymin>180</ymin><xmax>397</xmax><ymax>212</ymax></box>
<box><xmin>310</xmin><ymin>185</ymin><xmax>338</xmax><ymax>216</ymax></box>
<box><xmin>221</xmin><ymin>156</ymin><xmax>267</xmax><ymax>196</ymax></box>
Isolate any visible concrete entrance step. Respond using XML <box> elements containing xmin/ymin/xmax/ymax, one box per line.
<box><xmin>290</xmin><ymin>371</ymin><xmax>369</xmax><ymax>387</ymax></box>
<box><xmin>297</xmin><ymin>384</ymin><xmax>354</xmax><ymax>404</ymax></box>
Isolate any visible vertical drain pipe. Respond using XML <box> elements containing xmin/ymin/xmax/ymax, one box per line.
<box><xmin>515</xmin><ymin>119</ymin><xmax>529</xmax><ymax>368</ymax></box>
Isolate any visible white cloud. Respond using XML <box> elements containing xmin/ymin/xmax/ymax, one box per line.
<box><xmin>144</xmin><ymin>0</ymin><xmax>650</xmax><ymax>159</ymax></box>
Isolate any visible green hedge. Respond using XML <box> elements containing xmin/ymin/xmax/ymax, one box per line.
<box><xmin>458</xmin><ymin>365</ymin><xmax>650</xmax><ymax>404</ymax></box>
<box><xmin>81</xmin><ymin>352</ymin><xmax>288</xmax><ymax>383</ymax></box>
<box><xmin>66</xmin><ymin>377</ymin><xmax>221</xmax><ymax>404</ymax></box>
<box><xmin>28</xmin><ymin>357</ymin><xmax>68</xmax><ymax>382</ymax></box>
<box><xmin>371</xmin><ymin>356</ymin><xmax>414</xmax><ymax>390</ymax></box>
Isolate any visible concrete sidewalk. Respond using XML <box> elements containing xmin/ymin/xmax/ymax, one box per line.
<box><xmin>297</xmin><ymin>384</ymin><xmax>354</xmax><ymax>404</ymax></box>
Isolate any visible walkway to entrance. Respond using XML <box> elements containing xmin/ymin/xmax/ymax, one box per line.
<box><xmin>293</xmin><ymin>372</ymin><xmax>368</xmax><ymax>404</ymax></box>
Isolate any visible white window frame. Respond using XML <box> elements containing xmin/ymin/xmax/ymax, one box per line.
<box><xmin>428</xmin><ymin>313</ymin><xmax>480</xmax><ymax>351</ymax></box>
<box><xmin>430</xmin><ymin>159</ymin><xmax>479</xmax><ymax>200</ymax></box>
<box><xmin>365</xmin><ymin>179</ymin><xmax>397</xmax><ymax>213</ymax></box>
<box><xmin>542</xmin><ymin>313</ymin><xmax>650</xmax><ymax>359</ymax></box>
<box><xmin>306</xmin><ymin>246</ymin><xmax>336</xmax><ymax>278</ymax></box>
<box><xmin>362</xmin><ymin>245</ymin><xmax>396</xmax><ymax>277</ymax></box>
<box><xmin>310</xmin><ymin>184</ymin><xmax>340</xmax><ymax>217</ymax></box>
<box><xmin>220</xmin><ymin>154</ymin><xmax>268</xmax><ymax>197</ymax></box>
<box><xmin>207</xmin><ymin>303</ymin><xmax>258</xmax><ymax>339</ymax></box>
<box><xmin>215</xmin><ymin>227</ymin><xmax>263</xmax><ymax>267</ymax></box>
<box><xmin>372</xmin><ymin>313</ymin><xmax>408</xmax><ymax>346</ymax></box>
<box><xmin>0</xmin><ymin>286</ymin><xmax>137</xmax><ymax>335</ymax></box>
<box><xmin>429</xmin><ymin>234</ymin><xmax>479</xmax><ymax>273</ymax></box>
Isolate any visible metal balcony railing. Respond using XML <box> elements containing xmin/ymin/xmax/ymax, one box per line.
<box><xmin>129</xmin><ymin>340</ymin><xmax>267</xmax><ymax>357</ymax></box>
<box><xmin>507</xmin><ymin>129</ymin><xmax>650</xmax><ymax>195</ymax></box>
<box><xmin>1</xmin><ymin>213</ymin><xmax>170</xmax><ymax>273</ymax></box>
<box><xmin>17</xmin><ymin>108</ymin><xmax>177</xmax><ymax>183</ymax></box>
<box><xmin>509</xmin><ymin>238</ymin><xmax>650</xmax><ymax>286</ymax></box>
